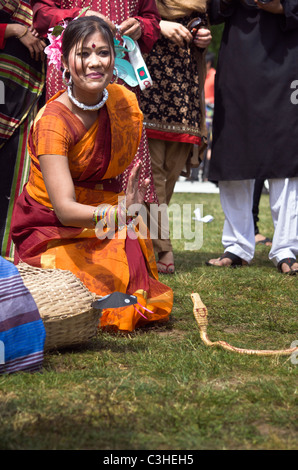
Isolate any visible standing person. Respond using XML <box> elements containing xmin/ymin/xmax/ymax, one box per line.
<box><xmin>253</xmin><ymin>179</ymin><xmax>272</xmax><ymax>246</ymax></box>
<box><xmin>206</xmin><ymin>0</ymin><xmax>298</xmax><ymax>274</ymax></box>
<box><xmin>202</xmin><ymin>50</ymin><xmax>215</xmax><ymax>181</ymax></box>
<box><xmin>29</xmin><ymin>0</ymin><xmax>162</xmax><ymax>204</ymax></box>
<box><xmin>140</xmin><ymin>0</ymin><xmax>212</xmax><ymax>274</ymax></box>
<box><xmin>11</xmin><ymin>16</ymin><xmax>173</xmax><ymax>332</ymax></box>
<box><xmin>0</xmin><ymin>0</ymin><xmax>46</xmax><ymax>261</ymax></box>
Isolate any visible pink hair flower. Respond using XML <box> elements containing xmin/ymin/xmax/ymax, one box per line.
<box><xmin>44</xmin><ymin>21</ymin><xmax>68</xmax><ymax>71</ymax></box>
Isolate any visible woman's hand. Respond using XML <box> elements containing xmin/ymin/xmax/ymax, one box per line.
<box><xmin>254</xmin><ymin>0</ymin><xmax>284</xmax><ymax>14</ymax></box>
<box><xmin>5</xmin><ymin>23</ymin><xmax>46</xmax><ymax>60</ymax></box>
<box><xmin>125</xmin><ymin>161</ymin><xmax>150</xmax><ymax>212</ymax></box>
<box><xmin>193</xmin><ymin>27</ymin><xmax>212</xmax><ymax>49</ymax></box>
<box><xmin>118</xmin><ymin>18</ymin><xmax>142</xmax><ymax>41</ymax></box>
<box><xmin>29</xmin><ymin>25</ymin><xmax>40</xmax><ymax>37</ymax></box>
<box><xmin>20</xmin><ymin>28</ymin><xmax>46</xmax><ymax>61</ymax></box>
<box><xmin>160</xmin><ymin>20</ymin><xmax>193</xmax><ymax>47</ymax></box>
<box><xmin>85</xmin><ymin>10</ymin><xmax>117</xmax><ymax>35</ymax></box>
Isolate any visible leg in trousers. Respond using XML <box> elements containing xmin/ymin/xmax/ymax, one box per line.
<box><xmin>147</xmin><ymin>138</ymin><xmax>193</xmax><ymax>272</ymax></box>
<box><xmin>207</xmin><ymin>179</ymin><xmax>255</xmax><ymax>266</ymax></box>
<box><xmin>269</xmin><ymin>177</ymin><xmax>298</xmax><ymax>273</ymax></box>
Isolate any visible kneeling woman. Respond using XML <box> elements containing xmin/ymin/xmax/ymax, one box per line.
<box><xmin>11</xmin><ymin>16</ymin><xmax>173</xmax><ymax>332</ymax></box>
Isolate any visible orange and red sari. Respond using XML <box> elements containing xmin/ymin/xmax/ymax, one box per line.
<box><xmin>11</xmin><ymin>84</ymin><xmax>173</xmax><ymax>332</ymax></box>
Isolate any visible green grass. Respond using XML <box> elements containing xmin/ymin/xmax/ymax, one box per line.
<box><xmin>0</xmin><ymin>192</ymin><xmax>297</xmax><ymax>450</ymax></box>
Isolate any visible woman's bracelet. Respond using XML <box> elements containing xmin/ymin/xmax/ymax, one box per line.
<box><xmin>92</xmin><ymin>204</ymin><xmax>115</xmax><ymax>228</ymax></box>
<box><xmin>92</xmin><ymin>206</ymin><xmax>101</xmax><ymax>226</ymax></box>
<box><xmin>92</xmin><ymin>203</ymin><xmax>138</xmax><ymax>229</ymax></box>
<box><xmin>16</xmin><ymin>26</ymin><xmax>29</xmax><ymax>39</ymax></box>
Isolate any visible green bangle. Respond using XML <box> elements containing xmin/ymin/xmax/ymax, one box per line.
<box><xmin>92</xmin><ymin>207</ymin><xmax>100</xmax><ymax>226</ymax></box>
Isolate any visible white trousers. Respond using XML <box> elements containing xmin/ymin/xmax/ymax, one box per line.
<box><xmin>219</xmin><ymin>178</ymin><xmax>298</xmax><ymax>266</ymax></box>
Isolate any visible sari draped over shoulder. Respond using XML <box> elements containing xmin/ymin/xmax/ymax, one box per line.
<box><xmin>11</xmin><ymin>84</ymin><xmax>173</xmax><ymax>332</ymax></box>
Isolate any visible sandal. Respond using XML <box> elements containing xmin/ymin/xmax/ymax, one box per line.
<box><xmin>206</xmin><ymin>251</ymin><xmax>248</xmax><ymax>268</ymax></box>
<box><xmin>157</xmin><ymin>261</ymin><xmax>175</xmax><ymax>274</ymax></box>
<box><xmin>256</xmin><ymin>236</ymin><xmax>272</xmax><ymax>246</ymax></box>
<box><xmin>277</xmin><ymin>258</ymin><xmax>298</xmax><ymax>275</ymax></box>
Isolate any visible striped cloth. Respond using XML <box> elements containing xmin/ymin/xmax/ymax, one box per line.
<box><xmin>0</xmin><ymin>256</ymin><xmax>46</xmax><ymax>374</ymax></box>
<box><xmin>0</xmin><ymin>0</ymin><xmax>45</xmax><ymax>261</ymax></box>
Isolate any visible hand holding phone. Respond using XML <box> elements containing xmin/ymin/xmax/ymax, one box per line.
<box><xmin>255</xmin><ymin>0</ymin><xmax>284</xmax><ymax>13</ymax></box>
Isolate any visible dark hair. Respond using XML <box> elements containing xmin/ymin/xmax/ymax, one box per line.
<box><xmin>62</xmin><ymin>16</ymin><xmax>115</xmax><ymax>73</ymax></box>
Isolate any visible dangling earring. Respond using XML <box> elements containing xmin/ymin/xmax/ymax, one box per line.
<box><xmin>62</xmin><ymin>69</ymin><xmax>72</xmax><ymax>87</ymax></box>
<box><xmin>110</xmin><ymin>66</ymin><xmax>118</xmax><ymax>84</ymax></box>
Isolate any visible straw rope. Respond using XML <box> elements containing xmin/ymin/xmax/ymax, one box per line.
<box><xmin>191</xmin><ymin>293</ymin><xmax>298</xmax><ymax>356</ymax></box>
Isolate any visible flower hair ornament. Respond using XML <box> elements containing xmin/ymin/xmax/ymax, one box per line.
<box><xmin>44</xmin><ymin>21</ymin><xmax>68</xmax><ymax>72</ymax></box>
<box><xmin>44</xmin><ymin>7</ymin><xmax>90</xmax><ymax>71</ymax></box>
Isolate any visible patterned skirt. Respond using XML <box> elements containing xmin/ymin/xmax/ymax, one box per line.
<box><xmin>141</xmin><ymin>14</ymin><xmax>206</xmax><ymax>146</ymax></box>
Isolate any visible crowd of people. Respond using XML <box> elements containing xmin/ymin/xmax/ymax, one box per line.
<box><xmin>0</xmin><ymin>0</ymin><xmax>297</xmax><ymax>369</ymax></box>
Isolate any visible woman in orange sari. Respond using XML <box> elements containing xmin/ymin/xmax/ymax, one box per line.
<box><xmin>11</xmin><ymin>15</ymin><xmax>173</xmax><ymax>332</ymax></box>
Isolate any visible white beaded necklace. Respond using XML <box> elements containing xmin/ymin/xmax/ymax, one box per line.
<box><xmin>67</xmin><ymin>86</ymin><xmax>109</xmax><ymax>111</ymax></box>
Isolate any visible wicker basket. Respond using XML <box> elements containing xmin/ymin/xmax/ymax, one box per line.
<box><xmin>17</xmin><ymin>262</ymin><xmax>101</xmax><ymax>351</ymax></box>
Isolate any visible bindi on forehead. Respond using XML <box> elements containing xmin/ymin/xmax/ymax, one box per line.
<box><xmin>84</xmin><ymin>32</ymin><xmax>105</xmax><ymax>47</ymax></box>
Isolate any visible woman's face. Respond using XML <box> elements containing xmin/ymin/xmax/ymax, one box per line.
<box><xmin>66</xmin><ymin>30</ymin><xmax>115</xmax><ymax>103</ymax></box>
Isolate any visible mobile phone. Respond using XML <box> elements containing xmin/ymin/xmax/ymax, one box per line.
<box><xmin>189</xmin><ymin>18</ymin><xmax>202</xmax><ymax>38</ymax></box>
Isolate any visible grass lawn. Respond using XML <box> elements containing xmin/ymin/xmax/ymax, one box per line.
<box><xmin>0</xmin><ymin>191</ymin><xmax>297</xmax><ymax>450</ymax></box>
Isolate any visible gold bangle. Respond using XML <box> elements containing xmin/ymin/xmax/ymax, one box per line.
<box><xmin>16</xmin><ymin>26</ymin><xmax>29</xmax><ymax>40</ymax></box>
